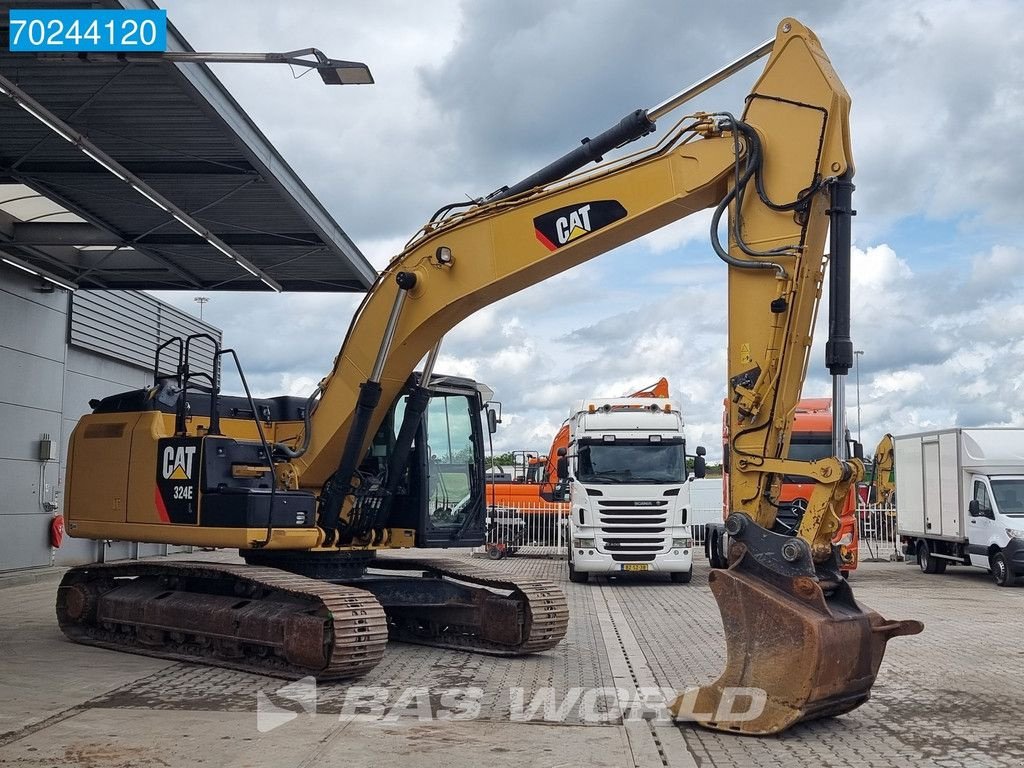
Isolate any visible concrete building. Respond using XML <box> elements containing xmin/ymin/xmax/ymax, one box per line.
<box><xmin>0</xmin><ymin>266</ymin><xmax>219</xmax><ymax>570</ymax></box>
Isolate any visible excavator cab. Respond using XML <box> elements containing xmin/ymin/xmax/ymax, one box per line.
<box><xmin>382</xmin><ymin>376</ymin><xmax>490</xmax><ymax>548</ymax></box>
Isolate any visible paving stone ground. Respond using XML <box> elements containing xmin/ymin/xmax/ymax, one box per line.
<box><xmin>1</xmin><ymin>551</ymin><xmax>1021</xmax><ymax>767</ymax></box>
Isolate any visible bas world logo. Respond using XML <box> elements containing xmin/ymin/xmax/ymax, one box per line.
<box><xmin>256</xmin><ymin>677</ymin><xmax>318</xmax><ymax>733</ymax></box>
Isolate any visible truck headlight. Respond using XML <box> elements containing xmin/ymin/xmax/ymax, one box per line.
<box><xmin>672</xmin><ymin>537</ymin><xmax>693</xmax><ymax>548</ymax></box>
<box><xmin>573</xmin><ymin>538</ymin><xmax>596</xmax><ymax>548</ymax></box>
<box><xmin>1006</xmin><ymin>528</ymin><xmax>1024</xmax><ymax>540</ymax></box>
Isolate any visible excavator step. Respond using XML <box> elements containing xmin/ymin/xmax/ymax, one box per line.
<box><xmin>363</xmin><ymin>555</ymin><xmax>569</xmax><ymax>655</ymax></box>
<box><xmin>56</xmin><ymin>561</ymin><xmax>389</xmax><ymax>680</ymax></box>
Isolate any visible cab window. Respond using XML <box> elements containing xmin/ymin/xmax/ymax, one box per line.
<box><xmin>973</xmin><ymin>481</ymin><xmax>991</xmax><ymax>515</ymax></box>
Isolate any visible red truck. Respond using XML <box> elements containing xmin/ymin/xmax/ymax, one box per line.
<box><xmin>706</xmin><ymin>397</ymin><xmax>860</xmax><ymax>574</ymax></box>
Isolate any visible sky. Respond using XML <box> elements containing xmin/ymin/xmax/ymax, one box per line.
<box><xmin>151</xmin><ymin>0</ymin><xmax>1024</xmax><ymax>462</ymax></box>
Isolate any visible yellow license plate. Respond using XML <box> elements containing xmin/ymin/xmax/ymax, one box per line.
<box><xmin>622</xmin><ymin>563</ymin><xmax>649</xmax><ymax>572</ymax></box>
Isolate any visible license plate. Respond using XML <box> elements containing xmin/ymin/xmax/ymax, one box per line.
<box><xmin>621</xmin><ymin>563</ymin><xmax>649</xmax><ymax>572</ymax></box>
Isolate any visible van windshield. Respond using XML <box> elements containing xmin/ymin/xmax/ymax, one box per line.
<box><xmin>991</xmin><ymin>480</ymin><xmax>1024</xmax><ymax>516</ymax></box>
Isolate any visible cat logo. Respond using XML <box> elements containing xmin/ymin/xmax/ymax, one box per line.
<box><xmin>534</xmin><ymin>200</ymin><xmax>627</xmax><ymax>252</ymax></box>
<box><xmin>555</xmin><ymin>204</ymin><xmax>593</xmax><ymax>245</ymax></box>
<box><xmin>162</xmin><ymin>445</ymin><xmax>197</xmax><ymax>481</ymax></box>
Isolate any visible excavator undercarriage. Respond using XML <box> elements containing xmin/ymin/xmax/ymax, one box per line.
<box><xmin>57</xmin><ymin>555</ymin><xmax>568</xmax><ymax>680</ymax></box>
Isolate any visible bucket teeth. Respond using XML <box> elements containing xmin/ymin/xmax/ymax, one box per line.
<box><xmin>673</xmin><ymin>515</ymin><xmax>923</xmax><ymax>735</ymax></box>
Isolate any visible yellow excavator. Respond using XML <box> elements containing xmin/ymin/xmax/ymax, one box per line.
<box><xmin>57</xmin><ymin>18</ymin><xmax>921</xmax><ymax>735</ymax></box>
<box><xmin>872</xmin><ymin>433</ymin><xmax>897</xmax><ymax>504</ymax></box>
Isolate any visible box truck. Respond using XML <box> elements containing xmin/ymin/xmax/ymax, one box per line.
<box><xmin>895</xmin><ymin>428</ymin><xmax>1024</xmax><ymax>586</ymax></box>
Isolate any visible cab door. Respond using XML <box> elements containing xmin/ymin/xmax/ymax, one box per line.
<box><xmin>967</xmin><ymin>478</ymin><xmax>997</xmax><ymax>568</ymax></box>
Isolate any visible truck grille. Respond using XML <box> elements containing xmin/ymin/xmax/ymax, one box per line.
<box><xmin>595</xmin><ymin>499</ymin><xmax>677</xmax><ymax>554</ymax></box>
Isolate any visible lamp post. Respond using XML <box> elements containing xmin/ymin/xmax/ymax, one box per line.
<box><xmin>854</xmin><ymin>349</ymin><xmax>864</xmax><ymax>443</ymax></box>
<box><xmin>53</xmin><ymin>49</ymin><xmax>374</xmax><ymax>86</ymax></box>
<box><xmin>194</xmin><ymin>295</ymin><xmax>210</xmax><ymax>320</ymax></box>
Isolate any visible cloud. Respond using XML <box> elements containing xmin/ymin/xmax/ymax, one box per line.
<box><xmin>144</xmin><ymin>1</ymin><xmax>1024</xmax><ymax>467</ymax></box>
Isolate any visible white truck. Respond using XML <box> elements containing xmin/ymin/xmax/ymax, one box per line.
<box><xmin>554</xmin><ymin>396</ymin><xmax>705</xmax><ymax>583</ymax></box>
<box><xmin>895</xmin><ymin>427</ymin><xmax>1024</xmax><ymax>586</ymax></box>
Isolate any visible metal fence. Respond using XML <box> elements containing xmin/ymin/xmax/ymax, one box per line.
<box><xmin>856</xmin><ymin>501</ymin><xmax>903</xmax><ymax>562</ymax></box>
<box><xmin>479</xmin><ymin>504</ymin><xmax>569</xmax><ymax>559</ymax></box>
<box><xmin>474</xmin><ymin>503</ymin><xmax>903</xmax><ymax>562</ymax></box>
<box><xmin>477</xmin><ymin>503</ymin><xmax>722</xmax><ymax>559</ymax></box>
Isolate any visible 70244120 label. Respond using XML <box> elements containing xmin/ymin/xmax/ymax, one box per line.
<box><xmin>8</xmin><ymin>9</ymin><xmax>167</xmax><ymax>52</ymax></box>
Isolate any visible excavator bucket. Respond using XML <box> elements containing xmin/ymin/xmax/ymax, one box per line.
<box><xmin>673</xmin><ymin>515</ymin><xmax>922</xmax><ymax>735</ymax></box>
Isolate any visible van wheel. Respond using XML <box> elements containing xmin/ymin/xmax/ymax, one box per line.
<box><xmin>991</xmin><ymin>552</ymin><xmax>1014</xmax><ymax>587</ymax></box>
<box><xmin>670</xmin><ymin>569</ymin><xmax>692</xmax><ymax>584</ymax></box>
<box><xmin>918</xmin><ymin>541</ymin><xmax>946</xmax><ymax>574</ymax></box>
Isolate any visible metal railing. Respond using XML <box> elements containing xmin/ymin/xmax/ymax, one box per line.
<box><xmin>477</xmin><ymin>503</ymin><xmax>721</xmax><ymax>559</ymax></box>
<box><xmin>479</xmin><ymin>504</ymin><xmax>569</xmax><ymax>559</ymax></box>
<box><xmin>856</xmin><ymin>501</ymin><xmax>903</xmax><ymax>562</ymax></box>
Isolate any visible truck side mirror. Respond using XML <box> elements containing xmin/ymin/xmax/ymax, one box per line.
<box><xmin>696</xmin><ymin>446</ymin><xmax>707</xmax><ymax>456</ymax></box>
<box><xmin>486</xmin><ymin>408</ymin><xmax>498</xmax><ymax>434</ymax></box>
<box><xmin>556</xmin><ymin>447</ymin><xmax>568</xmax><ymax>480</ymax></box>
<box><xmin>969</xmin><ymin>500</ymin><xmax>980</xmax><ymax>517</ymax></box>
<box><xmin>693</xmin><ymin>455</ymin><xmax>707</xmax><ymax>480</ymax></box>
<box><xmin>552</xmin><ymin>480</ymin><xmax>568</xmax><ymax>502</ymax></box>
<box><xmin>852</xmin><ymin>440</ymin><xmax>864</xmax><ymax>461</ymax></box>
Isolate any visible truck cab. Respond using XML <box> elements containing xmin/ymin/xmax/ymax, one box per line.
<box><xmin>966</xmin><ymin>475</ymin><xmax>1024</xmax><ymax>583</ymax></box>
<box><xmin>558</xmin><ymin>397</ymin><xmax>705</xmax><ymax>583</ymax></box>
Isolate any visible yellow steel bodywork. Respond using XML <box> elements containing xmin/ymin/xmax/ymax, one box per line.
<box><xmin>65</xmin><ymin>410</ymin><xmax>413</xmax><ymax>550</ymax></box>
<box><xmin>68</xmin><ymin>18</ymin><xmax>855</xmax><ymax>555</ymax></box>
<box><xmin>872</xmin><ymin>433</ymin><xmax>896</xmax><ymax>504</ymax></box>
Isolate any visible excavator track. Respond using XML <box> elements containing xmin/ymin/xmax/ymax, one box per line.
<box><xmin>365</xmin><ymin>555</ymin><xmax>569</xmax><ymax>655</ymax></box>
<box><xmin>56</xmin><ymin>561</ymin><xmax>388</xmax><ymax>680</ymax></box>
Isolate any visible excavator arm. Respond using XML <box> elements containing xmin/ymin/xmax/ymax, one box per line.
<box><xmin>278</xmin><ymin>18</ymin><xmax>921</xmax><ymax>733</ymax></box>
<box><xmin>294</xmin><ymin>21</ymin><xmax>838</xmax><ymax>494</ymax></box>
<box><xmin>873</xmin><ymin>433</ymin><xmax>896</xmax><ymax>504</ymax></box>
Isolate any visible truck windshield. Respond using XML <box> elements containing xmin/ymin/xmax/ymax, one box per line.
<box><xmin>787</xmin><ymin>432</ymin><xmax>832</xmax><ymax>462</ymax></box>
<box><xmin>783</xmin><ymin>432</ymin><xmax>832</xmax><ymax>483</ymax></box>
<box><xmin>991</xmin><ymin>480</ymin><xmax>1024</xmax><ymax>516</ymax></box>
<box><xmin>577</xmin><ymin>442</ymin><xmax>685</xmax><ymax>484</ymax></box>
